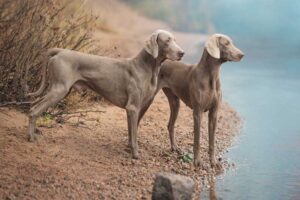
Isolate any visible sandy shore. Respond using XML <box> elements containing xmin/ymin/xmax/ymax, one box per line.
<box><xmin>0</xmin><ymin>0</ymin><xmax>241</xmax><ymax>199</ymax></box>
<box><xmin>0</xmin><ymin>94</ymin><xmax>240</xmax><ymax>199</ymax></box>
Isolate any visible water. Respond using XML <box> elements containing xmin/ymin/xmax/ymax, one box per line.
<box><xmin>187</xmin><ymin>38</ymin><xmax>300</xmax><ymax>200</ymax></box>
<box><xmin>195</xmin><ymin>0</ymin><xmax>300</xmax><ymax>199</ymax></box>
<box><xmin>207</xmin><ymin>41</ymin><xmax>300</xmax><ymax>200</ymax></box>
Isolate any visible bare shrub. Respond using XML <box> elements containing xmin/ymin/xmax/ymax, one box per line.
<box><xmin>0</xmin><ymin>0</ymin><xmax>97</xmax><ymax>103</ymax></box>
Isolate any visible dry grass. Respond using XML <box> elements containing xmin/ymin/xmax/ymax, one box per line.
<box><xmin>0</xmin><ymin>0</ymin><xmax>98</xmax><ymax>103</ymax></box>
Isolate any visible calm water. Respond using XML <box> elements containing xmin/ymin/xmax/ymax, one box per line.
<box><xmin>202</xmin><ymin>41</ymin><xmax>300</xmax><ymax>200</ymax></box>
<box><xmin>188</xmin><ymin>38</ymin><xmax>300</xmax><ymax>199</ymax></box>
<box><xmin>195</xmin><ymin>1</ymin><xmax>300</xmax><ymax>199</ymax></box>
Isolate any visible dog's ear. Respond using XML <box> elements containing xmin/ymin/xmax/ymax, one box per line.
<box><xmin>145</xmin><ymin>31</ymin><xmax>159</xmax><ymax>58</ymax></box>
<box><xmin>205</xmin><ymin>34</ymin><xmax>220</xmax><ymax>59</ymax></box>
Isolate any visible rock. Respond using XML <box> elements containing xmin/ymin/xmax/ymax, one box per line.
<box><xmin>152</xmin><ymin>172</ymin><xmax>194</xmax><ymax>200</ymax></box>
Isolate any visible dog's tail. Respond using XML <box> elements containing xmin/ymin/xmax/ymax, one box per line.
<box><xmin>26</xmin><ymin>48</ymin><xmax>61</xmax><ymax>97</ymax></box>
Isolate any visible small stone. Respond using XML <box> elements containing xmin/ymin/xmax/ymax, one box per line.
<box><xmin>152</xmin><ymin>172</ymin><xmax>194</xmax><ymax>200</ymax></box>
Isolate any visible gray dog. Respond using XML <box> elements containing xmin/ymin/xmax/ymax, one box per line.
<box><xmin>27</xmin><ymin>29</ymin><xmax>184</xmax><ymax>159</ymax></box>
<box><xmin>158</xmin><ymin>34</ymin><xmax>244</xmax><ymax>167</ymax></box>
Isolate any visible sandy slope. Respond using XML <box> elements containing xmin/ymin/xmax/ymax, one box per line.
<box><xmin>0</xmin><ymin>93</ymin><xmax>240</xmax><ymax>199</ymax></box>
<box><xmin>0</xmin><ymin>0</ymin><xmax>241</xmax><ymax>199</ymax></box>
<box><xmin>87</xmin><ymin>0</ymin><xmax>207</xmax><ymax>59</ymax></box>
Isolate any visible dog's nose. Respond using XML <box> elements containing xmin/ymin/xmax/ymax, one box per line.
<box><xmin>238</xmin><ymin>52</ymin><xmax>244</xmax><ymax>59</ymax></box>
<box><xmin>178</xmin><ymin>51</ymin><xmax>184</xmax><ymax>58</ymax></box>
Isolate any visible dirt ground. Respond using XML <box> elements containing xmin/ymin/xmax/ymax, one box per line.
<box><xmin>0</xmin><ymin>0</ymin><xmax>241</xmax><ymax>199</ymax></box>
<box><xmin>0</xmin><ymin>91</ymin><xmax>240</xmax><ymax>200</ymax></box>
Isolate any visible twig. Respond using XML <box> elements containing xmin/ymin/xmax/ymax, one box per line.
<box><xmin>55</xmin><ymin>110</ymin><xmax>106</xmax><ymax>117</ymax></box>
<box><xmin>63</xmin><ymin>110</ymin><xmax>106</xmax><ymax>115</ymax></box>
<box><xmin>0</xmin><ymin>101</ymin><xmax>32</xmax><ymax>107</ymax></box>
<box><xmin>71</xmin><ymin>123</ymin><xmax>92</xmax><ymax>130</ymax></box>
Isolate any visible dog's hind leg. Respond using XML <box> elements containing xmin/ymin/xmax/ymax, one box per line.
<box><xmin>163</xmin><ymin>88</ymin><xmax>180</xmax><ymax>152</ymax></box>
<box><xmin>28</xmin><ymin>84</ymin><xmax>70</xmax><ymax>141</ymax></box>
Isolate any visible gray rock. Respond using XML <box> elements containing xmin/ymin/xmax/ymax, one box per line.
<box><xmin>152</xmin><ymin>172</ymin><xmax>195</xmax><ymax>200</ymax></box>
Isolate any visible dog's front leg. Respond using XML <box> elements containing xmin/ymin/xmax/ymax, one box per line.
<box><xmin>193</xmin><ymin>107</ymin><xmax>202</xmax><ymax>166</ymax></box>
<box><xmin>126</xmin><ymin>105</ymin><xmax>139</xmax><ymax>159</ymax></box>
<box><xmin>208</xmin><ymin>107</ymin><xmax>218</xmax><ymax>167</ymax></box>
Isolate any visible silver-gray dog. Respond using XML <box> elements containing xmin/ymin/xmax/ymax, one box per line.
<box><xmin>27</xmin><ymin>29</ymin><xmax>184</xmax><ymax>159</ymax></box>
<box><xmin>158</xmin><ymin>34</ymin><xmax>244</xmax><ymax>167</ymax></box>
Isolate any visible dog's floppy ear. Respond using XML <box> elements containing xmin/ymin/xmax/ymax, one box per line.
<box><xmin>145</xmin><ymin>30</ymin><xmax>160</xmax><ymax>58</ymax></box>
<box><xmin>205</xmin><ymin>34</ymin><xmax>220</xmax><ymax>59</ymax></box>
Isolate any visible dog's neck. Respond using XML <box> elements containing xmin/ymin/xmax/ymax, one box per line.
<box><xmin>197</xmin><ymin>49</ymin><xmax>223</xmax><ymax>79</ymax></box>
<box><xmin>137</xmin><ymin>49</ymin><xmax>166</xmax><ymax>85</ymax></box>
<box><xmin>138</xmin><ymin>49</ymin><xmax>166</xmax><ymax>66</ymax></box>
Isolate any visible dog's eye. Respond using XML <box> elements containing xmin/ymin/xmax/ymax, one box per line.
<box><xmin>166</xmin><ymin>38</ymin><xmax>171</xmax><ymax>43</ymax></box>
<box><xmin>224</xmin><ymin>40</ymin><xmax>230</xmax><ymax>46</ymax></box>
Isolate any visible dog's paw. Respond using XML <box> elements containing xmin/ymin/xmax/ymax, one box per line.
<box><xmin>210</xmin><ymin>158</ymin><xmax>216</xmax><ymax>167</ymax></box>
<box><xmin>213</xmin><ymin>161</ymin><xmax>223</xmax><ymax>171</ymax></box>
<box><xmin>193</xmin><ymin>159</ymin><xmax>201</xmax><ymax>167</ymax></box>
<box><xmin>171</xmin><ymin>145</ymin><xmax>183</xmax><ymax>155</ymax></box>
<box><xmin>35</xmin><ymin>128</ymin><xmax>42</xmax><ymax>135</ymax></box>
<box><xmin>132</xmin><ymin>151</ymin><xmax>140</xmax><ymax>159</ymax></box>
<box><xmin>28</xmin><ymin>134</ymin><xmax>36</xmax><ymax>142</ymax></box>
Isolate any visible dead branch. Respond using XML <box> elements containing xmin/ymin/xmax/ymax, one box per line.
<box><xmin>55</xmin><ymin>110</ymin><xmax>106</xmax><ymax>117</ymax></box>
<box><xmin>0</xmin><ymin>0</ymin><xmax>97</xmax><ymax>105</ymax></box>
<box><xmin>0</xmin><ymin>101</ymin><xmax>33</xmax><ymax>107</ymax></box>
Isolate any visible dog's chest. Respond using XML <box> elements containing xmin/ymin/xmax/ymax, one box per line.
<box><xmin>195</xmin><ymin>77</ymin><xmax>221</xmax><ymax>110</ymax></box>
<box><xmin>143</xmin><ymin>83</ymin><xmax>157</xmax><ymax>102</ymax></box>
<box><xmin>198</xmin><ymin>89</ymin><xmax>221</xmax><ymax>111</ymax></box>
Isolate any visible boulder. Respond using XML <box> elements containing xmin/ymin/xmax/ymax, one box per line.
<box><xmin>152</xmin><ymin>172</ymin><xmax>194</xmax><ymax>200</ymax></box>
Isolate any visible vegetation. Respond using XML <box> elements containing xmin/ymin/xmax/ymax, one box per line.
<box><xmin>0</xmin><ymin>0</ymin><xmax>98</xmax><ymax>103</ymax></box>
